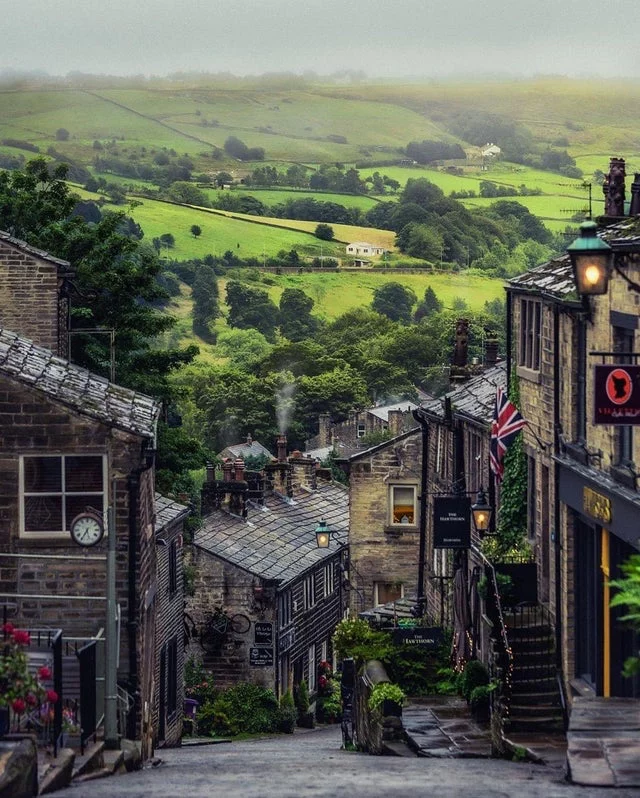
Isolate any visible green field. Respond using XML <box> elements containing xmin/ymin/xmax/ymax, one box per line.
<box><xmin>209</xmin><ymin>187</ymin><xmax>380</xmax><ymax>211</ymax></box>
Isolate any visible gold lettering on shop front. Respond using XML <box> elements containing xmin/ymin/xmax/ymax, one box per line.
<box><xmin>583</xmin><ymin>487</ymin><xmax>612</xmax><ymax>524</ymax></box>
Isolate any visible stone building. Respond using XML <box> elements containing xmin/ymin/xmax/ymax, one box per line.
<box><xmin>507</xmin><ymin>212</ymin><xmax>640</xmax><ymax>700</ymax></box>
<box><xmin>0</xmin><ymin>231</ymin><xmax>186</xmax><ymax>753</ymax></box>
<box><xmin>342</xmin><ymin>365</ymin><xmax>503</xmax><ymax>620</ymax></box>
<box><xmin>186</xmin><ymin>449</ymin><xmax>348</xmax><ymax>699</ymax></box>
<box><xmin>306</xmin><ymin>401</ymin><xmax>418</xmax><ymax>455</ymax></box>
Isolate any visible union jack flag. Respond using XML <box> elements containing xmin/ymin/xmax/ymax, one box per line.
<box><xmin>490</xmin><ymin>386</ymin><xmax>526</xmax><ymax>483</ymax></box>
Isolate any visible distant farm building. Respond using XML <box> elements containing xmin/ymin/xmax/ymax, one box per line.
<box><xmin>346</xmin><ymin>242</ymin><xmax>386</xmax><ymax>257</ymax></box>
<box><xmin>481</xmin><ymin>143</ymin><xmax>501</xmax><ymax>158</ymax></box>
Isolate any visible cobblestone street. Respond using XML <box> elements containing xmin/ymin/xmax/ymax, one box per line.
<box><xmin>54</xmin><ymin>726</ymin><xmax>640</xmax><ymax>798</ymax></box>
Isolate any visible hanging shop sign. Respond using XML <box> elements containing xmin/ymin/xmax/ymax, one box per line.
<box><xmin>433</xmin><ymin>496</ymin><xmax>471</xmax><ymax>549</ymax></box>
<box><xmin>392</xmin><ymin>627</ymin><xmax>444</xmax><ymax>649</ymax></box>
<box><xmin>594</xmin><ymin>364</ymin><xmax>640</xmax><ymax>425</ymax></box>
<box><xmin>254</xmin><ymin>621</ymin><xmax>273</xmax><ymax>645</ymax></box>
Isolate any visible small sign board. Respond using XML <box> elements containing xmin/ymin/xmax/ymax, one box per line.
<box><xmin>594</xmin><ymin>364</ymin><xmax>640</xmax><ymax>425</ymax></box>
<box><xmin>392</xmin><ymin>627</ymin><xmax>444</xmax><ymax>649</ymax></box>
<box><xmin>433</xmin><ymin>496</ymin><xmax>471</xmax><ymax>549</ymax></box>
<box><xmin>249</xmin><ymin>647</ymin><xmax>274</xmax><ymax>667</ymax></box>
<box><xmin>254</xmin><ymin>621</ymin><xmax>273</xmax><ymax>645</ymax></box>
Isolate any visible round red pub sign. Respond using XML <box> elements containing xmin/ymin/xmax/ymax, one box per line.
<box><xmin>605</xmin><ymin>368</ymin><xmax>633</xmax><ymax>405</ymax></box>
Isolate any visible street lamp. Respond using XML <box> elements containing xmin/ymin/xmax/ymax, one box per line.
<box><xmin>567</xmin><ymin>221</ymin><xmax>612</xmax><ymax>296</ymax></box>
<box><xmin>471</xmin><ymin>488</ymin><xmax>493</xmax><ymax>537</ymax></box>
<box><xmin>315</xmin><ymin>520</ymin><xmax>332</xmax><ymax>548</ymax></box>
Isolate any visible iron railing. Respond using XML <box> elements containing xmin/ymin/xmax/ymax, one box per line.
<box><xmin>470</xmin><ymin>545</ymin><xmax>514</xmax><ymax>738</ymax></box>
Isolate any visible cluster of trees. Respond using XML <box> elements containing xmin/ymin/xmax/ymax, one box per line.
<box><xmin>405</xmin><ymin>140</ymin><xmax>466</xmax><ymax>164</ymax></box>
<box><xmin>174</xmin><ymin>269</ymin><xmax>506</xmax><ymax>452</ymax></box>
<box><xmin>0</xmin><ymin>158</ymin><xmax>207</xmax><ymax>499</ymax></box>
<box><xmin>224</xmin><ymin>136</ymin><xmax>265</xmax><ymax>162</ymax></box>
<box><xmin>244</xmin><ymin>162</ymin><xmax>369</xmax><ymax>193</ymax></box>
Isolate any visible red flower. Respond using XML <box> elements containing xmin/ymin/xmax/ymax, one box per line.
<box><xmin>13</xmin><ymin>629</ymin><xmax>30</xmax><ymax>646</ymax></box>
<box><xmin>26</xmin><ymin>693</ymin><xmax>38</xmax><ymax>707</ymax></box>
<box><xmin>12</xmin><ymin>698</ymin><xmax>26</xmax><ymax>714</ymax></box>
<box><xmin>46</xmin><ymin>690</ymin><xmax>59</xmax><ymax>704</ymax></box>
<box><xmin>2</xmin><ymin>622</ymin><xmax>14</xmax><ymax>635</ymax></box>
<box><xmin>318</xmin><ymin>675</ymin><xmax>328</xmax><ymax>689</ymax></box>
<box><xmin>38</xmin><ymin>666</ymin><xmax>52</xmax><ymax>680</ymax></box>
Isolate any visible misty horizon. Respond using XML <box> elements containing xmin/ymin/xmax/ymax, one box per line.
<box><xmin>4</xmin><ymin>0</ymin><xmax>640</xmax><ymax>81</ymax></box>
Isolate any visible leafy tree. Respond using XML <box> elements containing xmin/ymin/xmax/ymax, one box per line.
<box><xmin>190</xmin><ymin>224</ymin><xmax>202</xmax><ymax>238</ymax></box>
<box><xmin>215</xmin><ymin>328</ymin><xmax>272</xmax><ymax>370</ymax></box>
<box><xmin>315</xmin><ymin>223</ymin><xmax>334</xmax><ymax>241</ymax></box>
<box><xmin>55</xmin><ymin>128</ymin><xmax>70</xmax><ymax>141</ymax></box>
<box><xmin>225</xmin><ymin>280</ymin><xmax>279</xmax><ymax>342</ymax></box>
<box><xmin>160</xmin><ymin>232</ymin><xmax>175</xmax><ymax>249</ymax></box>
<box><xmin>372</xmin><ymin>282</ymin><xmax>416</xmax><ymax>324</ymax></box>
<box><xmin>296</xmin><ymin>365</ymin><xmax>368</xmax><ymax>431</ymax></box>
<box><xmin>168</xmin><ymin>182</ymin><xmax>209</xmax><ymax>206</ymax></box>
<box><xmin>400</xmin><ymin>178</ymin><xmax>445</xmax><ymax>210</ymax></box>
<box><xmin>191</xmin><ymin>263</ymin><xmax>219</xmax><ymax>341</ymax></box>
<box><xmin>215</xmin><ymin>171</ymin><xmax>233</xmax><ymax>187</ymax></box>
<box><xmin>279</xmin><ymin>288</ymin><xmax>318</xmax><ymax>342</ymax></box>
<box><xmin>610</xmin><ymin>555</ymin><xmax>640</xmax><ymax>677</ymax></box>
<box><xmin>414</xmin><ymin>286</ymin><xmax>443</xmax><ymax>321</ymax></box>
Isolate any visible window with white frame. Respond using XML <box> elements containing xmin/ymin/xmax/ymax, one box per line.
<box><xmin>519</xmin><ymin>298</ymin><xmax>541</xmax><ymax>371</ymax></box>
<box><xmin>374</xmin><ymin>581</ymin><xmax>404</xmax><ymax>606</ymax></box>
<box><xmin>308</xmin><ymin>644</ymin><xmax>316</xmax><ymax>692</ymax></box>
<box><xmin>389</xmin><ymin>484</ymin><xmax>417</xmax><ymax>525</ymax></box>
<box><xmin>303</xmin><ymin>574</ymin><xmax>316</xmax><ymax>610</ymax></box>
<box><xmin>20</xmin><ymin>454</ymin><xmax>106</xmax><ymax>538</ymax></box>
<box><xmin>356</xmin><ymin>423</ymin><xmax>366</xmax><ymax>439</ymax></box>
<box><xmin>323</xmin><ymin>563</ymin><xmax>335</xmax><ymax>597</ymax></box>
<box><xmin>279</xmin><ymin>590</ymin><xmax>292</xmax><ymax>628</ymax></box>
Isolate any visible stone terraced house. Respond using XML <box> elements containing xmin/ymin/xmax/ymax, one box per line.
<box><xmin>0</xmin><ymin>231</ymin><xmax>187</xmax><ymax>754</ymax></box>
<box><xmin>186</xmin><ymin>450</ymin><xmax>348</xmax><ymax>701</ymax></box>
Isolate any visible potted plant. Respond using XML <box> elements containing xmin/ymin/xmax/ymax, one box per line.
<box><xmin>0</xmin><ymin>623</ymin><xmax>57</xmax><ymax>736</ymax></box>
<box><xmin>278</xmin><ymin>691</ymin><xmax>296</xmax><ymax>734</ymax></box>
<box><xmin>368</xmin><ymin>682</ymin><xmax>406</xmax><ymax>717</ymax></box>
<box><xmin>295</xmin><ymin>680</ymin><xmax>314</xmax><ymax>728</ymax></box>
<box><xmin>469</xmin><ymin>682</ymin><xmax>497</xmax><ymax>724</ymax></box>
<box><xmin>61</xmin><ymin>707</ymin><xmax>82</xmax><ymax>747</ymax></box>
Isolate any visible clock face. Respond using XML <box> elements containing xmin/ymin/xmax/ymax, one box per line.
<box><xmin>70</xmin><ymin>513</ymin><xmax>104</xmax><ymax>547</ymax></box>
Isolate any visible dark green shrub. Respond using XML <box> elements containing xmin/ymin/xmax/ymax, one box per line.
<box><xmin>206</xmin><ymin>682</ymin><xmax>280</xmax><ymax>736</ymax></box>
<box><xmin>460</xmin><ymin>660</ymin><xmax>489</xmax><ymax>703</ymax></box>
<box><xmin>295</xmin><ymin>679</ymin><xmax>309</xmax><ymax>714</ymax></box>
<box><xmin>278</xmin><ymin>691</ymin><xmax>297</xmax><ymax>733</ymax></box>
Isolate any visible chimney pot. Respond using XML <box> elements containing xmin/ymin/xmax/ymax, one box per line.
<box><xmin>484</xmin><ymin>339</ymin><xmax>499</xmax><ymax>368</ymax></box>
<box><xmin>221</xmin><ymin>458</ymin><xmax>233</xmax><ymax>482</ymax></box>
<box><xmin>277</xmin><ymin>435</ymin><xmax>287</xmax><ymax>462</ymax></box>
<box><xmin>246</xmin><ymin>434</ymin><xmax>252</xmax><ymax>446</ymax></box>
<box><xmin>234</xmin><ymin>457</ymin><xmax>245</xmax><ymax>481</ymax></box>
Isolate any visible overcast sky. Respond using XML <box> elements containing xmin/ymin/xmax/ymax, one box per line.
<box><xmin>4</xmin><ymin>0</ymin><xmax>640</xmax><ymax>79</ymax></box>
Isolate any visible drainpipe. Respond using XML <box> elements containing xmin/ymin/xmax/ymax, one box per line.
<box><xmin>413</xmin><ymin>409</ymin><xmax>429</xmax><ymax>603</ymax></box>
<box><xmin>505</xmin><ymin>290</ymin><xmax>512</xmax><ymax>387</ymax></box>
<box><xmin>126</xmin><ymin>447</ymin><xmax>155</xmax><ymax>740</ymax></box>
<box><xmin>553</xmin><ymin>304</ymin><xmax>563</xmax><ymax>672</ymax></box>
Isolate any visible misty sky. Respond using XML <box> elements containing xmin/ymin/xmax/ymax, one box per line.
<box><xmin>5</xmin><ymin>0</ymin><xmax>640</xmax><ymax>79</ymax></box>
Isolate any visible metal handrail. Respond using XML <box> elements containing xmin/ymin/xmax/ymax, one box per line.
<box><xmin>470</xmin><ymin>545</ymin><xmax>514</xmax><ymax>734</ymax></box>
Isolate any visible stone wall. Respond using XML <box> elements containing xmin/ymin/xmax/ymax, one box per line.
<box><xmin>348</xmin><ymin>431</ymin><xmax>422</xmax><ymax>612</ymax></box>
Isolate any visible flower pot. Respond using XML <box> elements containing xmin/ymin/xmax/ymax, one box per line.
<box><xmin>382</xmin><ymin>699</ymin><xmax>402</xmax><ymax>718</ymax></box>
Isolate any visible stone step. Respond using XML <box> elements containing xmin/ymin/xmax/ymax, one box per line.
<box><xmin>509</xmin><ymin>690</ymin><xmax>561</xmax><ymax>706</ymax></box>
<box><xmin>511</xmin><ymin>676</ymin><xmax>558</xmax><ymax>693</ymax></box>
<box><xmin>510</xmin><ymin>637</ymin><xmax>555</xmax><ymax>653</ymax></box>
<box><xmin>71</xmin><ymin>740</ymin><xmax>104</xmax><ymax>779</ymax></box>
<box><xmin>39</xmin><ymin>747</ymin><xmax>75</xmax><ymax>795</ymax></box>
<box><xmin>510</xmin><ymin>702</ymin><xmax>563</xmax><ymax>717</ymax></box>
<box><xmin>506</xmin><ymin>715</ymin><xmax>565</xmax><ymax>733</ymax></box>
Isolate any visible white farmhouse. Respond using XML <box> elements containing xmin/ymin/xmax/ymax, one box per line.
<box><xmin>346</xmin><ymin>241</ymin><xmax>386</xmax><ymax>257</ymax></box>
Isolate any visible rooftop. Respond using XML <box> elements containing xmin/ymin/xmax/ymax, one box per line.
<box><xmin>0</xmin><ymin>231</ymin><xmax>72</xmax><ymax>272</ymax></box>
<box><xmin>220</xmin><ymin>439</ymin><xmax>274</xmax><ymax>461</ymax></box>
<box><xmin>419</xmin><ymin>363</ymin><xmax>506</xmax><ymax>426</ymax></box>
<box><xmin>155</xmin><ymin>493</ymin><xmax>190</xmax><ymax>532</ymax></box>
<box><xmin>0</xmin><ymin>329</ymin><xmax>160</xmax><ymax>438</ymax></box>
<box><xmin>195</xmin><ymin>481</ymin><xmax>348</xmax><ymax>586</ymax></box>
<box><xmin>367</xmin><ymin>400</ymin><xmax>418</xmax><ymax>422</ymax></box>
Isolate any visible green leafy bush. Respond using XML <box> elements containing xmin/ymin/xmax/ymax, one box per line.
<box><xmin>200</xmin><ymin>682</ymin><xmax>280</xmax><ymax>737</ymax></box>
<box><xmin>368</xmin><ymin>682</ymin><xmax>406</xmax><ymax>713</ymax></box>
<box><xmin>278</xmin><ymin>691</ymin><xmax>297</xmax><ymax>733</ymax></box>
<box><xmin>610</xmin><ymin>554</ymin><xmax>640</xmax><ymax>677</ymax></box>
<box><xmin>460</xmin><ymin>660</ymin><xmax>489</xmax><ymax>702</ymax></box>
<box><xmin>295</xmin><ymin>679</ymin><xmax>309</xmax><ymax>714</ymax></box>
<box><xmin>332</xmin><ymin>618</ymin><xmax>393</xmax><ymax>663</ymax></box>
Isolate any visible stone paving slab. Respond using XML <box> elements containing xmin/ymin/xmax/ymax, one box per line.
<box><xmin>403</xmin><ymin>701</ymin><xmax>492</xmax><ymax>758</ymax></box>
<box><xmin>567</xmin><ymin>697</ymin><xmax>640</xmax><ymax>788</ymax></box>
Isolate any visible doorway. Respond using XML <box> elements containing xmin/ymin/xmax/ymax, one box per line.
<box><xmin>574</xmin><ymin>517</ymin><xmax>602</xmax><ymax>691</ymax></box>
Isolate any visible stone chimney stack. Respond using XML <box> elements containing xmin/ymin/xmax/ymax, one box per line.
<box><xmin>317</xmin><ymin>413</ymin><xmax>332</xmax><ymax>448</ymax></box>
<box><xmin>604</xmin><ymin>157</ymin><xmax>626</xmax><ymax>217</ymax></box>
<box><xmin>388</xmin><ymin>409</ymin><xmax>404</xmax><ymax>437</ymax></box>
<box><xmin>276</xmin><ymin>435</ymin><xmax>287</xmax><ymax>463</ymax></box>
<box><xmin>289</xmin><ymin>450</ymin><xmax>317</xmax><ymax>494</ymax></box>
<box><xmin>630</xmin><ymin>173</ymin><xmax>640</xmax><ymax>217</ymax></box>
<box><xmin>484</xmin><ymin>339</ymin><xmax>499</xmax><ymax>368</ymax></box>
<box><xmin>246</xmin><ymin>433</ymin><xmax>253</xmax><ymax>446</ymax></box>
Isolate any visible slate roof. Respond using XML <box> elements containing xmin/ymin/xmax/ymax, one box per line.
<box><xmin>509</xmin><ymin>218</ymin><xmax>640</xmax><ymax>299</ymax></box>
<box><xmin>419</xmin><ymin>363</ymin><xmax>506</xmax><ymax>426</ymax></box>
<box><xmin>155</xmin><ymin>493</ymin><xmax>190</xmax><ymax>532</ymax></box>
<box><xmin>367</xmin><ymin>401</ymin><xmax>418</xmax><ymax>422</ymax></box>
<box><xmin>0</xmin><ymin>231</ymin><xmax>72</xmax><ymax>271</ymax></box>
<box><xmin>195</xmin><ymin>482</ymin><xmax>348</xmax><ymax>586</ymax></box>
<box><xmin>219</xmin><ymin>440</ymin><xmax>274</xmax><ymax>461</ymax></box>
<box><xmin>0</xmin><ymin>329</ymin><xmax>160</xmax><ymax>438</ymax></box>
